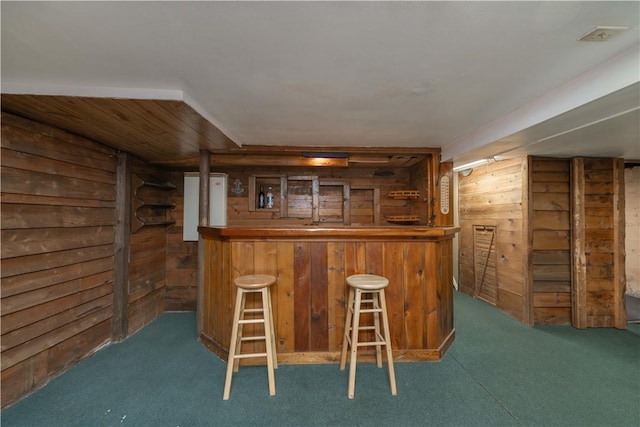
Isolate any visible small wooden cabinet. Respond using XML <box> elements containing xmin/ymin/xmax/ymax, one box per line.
<box><xmin>241</xmin><ymin>172</ymin><xmax>424</xmax><ymax>226</ymax></box>
<box><xmin>249</xmin><ymin>175</ymin><xmax>286</xmax><ymax>216</ymax></box>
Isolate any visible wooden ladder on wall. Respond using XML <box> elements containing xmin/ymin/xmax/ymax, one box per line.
<box><xmin>474</xmin><ymin>225</ymin><xmax>497</xmax><ymax>306</ymax></box>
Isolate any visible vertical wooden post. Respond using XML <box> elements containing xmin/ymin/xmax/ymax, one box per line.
<box><xmin>113</xmin><ymin>151</ymin><xmax>130</xmax><ymax>341</ymax></box>
<box><xmin>312</xmin><ymin>177</ymin><xmax>320</xmax><ymax>223</ymax></box>
<box><xmin>430</xmin><ymin>155</ymin><xmax>437</xmax><ymax>226</ymax></box>
<box><xmin>572</xmin><ymin>158</ymin><xmax>587</xmax><ymax>329</ymax></box>
<box><xmin>197</xmin><ymin>150</ymin><xmax>211</xmax><ymax>335</ymax></box>
<box><xmin>522</xmin><ymin>156</ymin><xmax>533</xmax><ymax>326</ymax></box>
<box><xmin>613</xmin><ymin>158</ymin><xmax>627</xmax><ymax>328</ymax></box>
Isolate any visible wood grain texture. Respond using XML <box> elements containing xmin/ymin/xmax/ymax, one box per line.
<box><xmin>530</xmin><ymin>158</ymin><xmax>572</xmax><ymax>325</ymax></box>
<box><xmin>200</xmin><ymin>228</ymin><xmax>456</xmax><ymax>363</ymax></box>
<box><xmin>573</xmin><ymin>158</ymin><xmax>626</xmax><ymax>328</ymax></box>
<box><xmin>1</xmin><ymin>95</ymin><xmax>237</xmax><ymax>164</ymax></box>
<box><xmin>1</xmin><ymin>112</ymin><xmax>177</xmax><ymax>408</ymax></box>
<box><xmin>1</xmin><ymin>114</ymin><xmax>117</xmax><ymax>407</ymax></box>
<box><xmin>457</xmin><ymin>157</ymin><xmax>527</xmax><ymax>322</ymax></box>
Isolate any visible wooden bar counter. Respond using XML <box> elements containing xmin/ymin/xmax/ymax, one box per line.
<box><xmin>198</xmin><ymin>225</ymin><xmax>458</xmax><ymax>364</ymax></box>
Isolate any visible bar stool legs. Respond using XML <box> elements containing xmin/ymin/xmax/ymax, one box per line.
<box><xmin>340</xmin><ymin>274</ymin><xmax>397</xmax><ymax>399</ymax></box>
<box><xmin>223</xmin><ymin>274</ymin><xmax>277</xmax><ymax>400</ymax></box>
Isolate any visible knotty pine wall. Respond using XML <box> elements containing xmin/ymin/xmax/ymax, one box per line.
<box><xmin>625</xmin><ymin>166</ymin><xmax>640</xmax><ymax>297</ymax></box>
<box><xmin>213</xmin><ymin>164</ymin><xmax>432</xmax><ymax>226</ymax></box>
<box><xmin>458</xmin><ymin>157</ymin><xmax>529</xmax><ymax>323</ymax></box>
<box><xmin>458</xmin><ymin>155</ymin><xmax>627</xmax><ymax>328</ymax></box>
<box><xmin>572</xmin><ymin>158</ymin><xmax>626</xmax><ymax>328</ymax></box>
<box><xmin>1</xmin><ymin>113</ymin><xmax>179</xmax><ymax>408</ymax></box>
<box><xmin>530</xmin><ymin>158</ymin><xmax>572</xmax><ymax>325</ymax></box>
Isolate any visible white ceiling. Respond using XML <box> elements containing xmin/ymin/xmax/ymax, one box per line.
<box><xmin>2</xmin><ymin>1</ymin><xmax>639</xmax><ymax>166</ymax></box>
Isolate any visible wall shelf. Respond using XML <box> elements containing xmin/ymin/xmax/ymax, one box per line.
<box><xmin>385</xmin><ymin>215</ymin><xmax>419</xmax><ymax>224</ymax></box>
<box><xmin>131</xmin><ymin>174</ymin><xmax>176</xmax><ymax>232</ymax></box>
<box><xmin>388</xmin><ymin>190</ymin><xmax>419</xmax><ymax>199</ymax></box>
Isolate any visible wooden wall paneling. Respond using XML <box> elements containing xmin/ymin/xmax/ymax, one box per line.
<box><xmin>1</xmin><ymin>270</ymin><xmax>112</xmax><ymax>322</ymax></box>
<box><xmin>373</xmin><ymin>188</ymin><xmax>381</xmax><ymax>225</ymax></box>
<box><xmin>457</xmin><ymin>222</ymin><xmax>475</xmax><ymax>296</ymax></box>
<box><xmin>342</xmin><ymin>183</ymin><xmax>351</xmax><ymax>225</ymax></box>
<box><xmin>425</xmin><ymin>154</ymin><xmax>436</xmax><ymax>226</ymax></box>
<box><xmin>578</xmin><ymin>158</ymin><xmax>625</xmax><ymax>328</ymax></box>
<box><xmin>1</xmin><ymin>203</ymin><xmax>115</xmax><ymax>229</ymax></box>
<box><xmin>234</xmin><ymin>241</ymin><xmax>257</xmax><ymax>357</ymax></box>
<box><xmin>205</xmin><ymin>238</ymin><xmax>227</xmax><ymax>349</ymax></box>
<box><xmin>382</xmin><ymin>242</ymin><xmax>405</xmax><ymax>350</ymax></box>
<box><xmin>326</xmin><ymin>241</ymin><xmax>346</xmax><ymax>351</ymax></box>
<box><xmin>424</xmin><ymin>243</ymin><xmax>439</xmax><ymax>348</ymax></box>
<box><xmin>293</xmin><ymin>242</ymin><xmax>311</xmax><ymax>352</ymax></box>
<box><xmin>1</xmin><ymin>274</ymin><xmax>112</xmax><ymax>335</ymax></box>
<box><xmin>276</xmin><ymin>242</ymin><xmax>295</xmax><ymax>353</ymax></box>
<box><xmin>287</xmin><ymin>176</ymin><xmax>316</xmax><ymax>220</ymax></box>
<box><xmin>1</xmin><ymin>349</ymin><xmax>47</xmax><ymax>407</ymax></box>
<box><xmin>1</xmin><ymin>113</ymin><xmax>116</xmax><ymax>409</ymax></box>
<box><xmin>224</xmin><ymin>166</ymin><xmax>425</xmax><ymax>226</ymax></box>
<box><xmin>457</xmin><ymin>157</ymin><xmax>527</xmax><ymax>322</ymax></box>
<box><xmin>1</xmin><ymin>305</ymin><xmax>113</xmax><ymax>374</ymax></box>
<box><xmin>312</xmin><ymin>178</ymin><xmax>320</xmax><ymax>223</ymax></box>
<box><xmin>624</xmin><ymin>166</ymin><xmax>640</xmax><ymax>299</ymax></box>
<box><xmin>126</xmin><ymin>158</ymin><xmax>174</xmax><ymax>337</ymax></box>
<box><xmin>572</xmin><ymin>158</ymin><xmax>587</xmax><ymax>328</ymax></box>
<box><xmin>127</xmin><ymin>289</ymin><xmax>163</xmax><ymax>334</ymax></box>
<box><xmin>215</xmin><ymin>238</ymin><xmax>232</xmax><ymax>355</ymax></box>
<box><xmin>165</xmin><ymin>180</ymin><xmax>198</xmax><ymax>312</ymax></box>
<box><xmin>1</xmin><ymin>248</ymin><xmax>113</xmax><ymax>298</ymax></box>
<box><xmin>1</xmin><ymin>147</ymin><xmax>116</xmax><ymax>189</ymax></box>
<box><xmin>280</xmin><ymin>176</ymin><xmax>288</xmax><ymax>218</ymax></box>
<box><xmin>318</xmin><ymin>182</ymin><xmax>349</xmax><ymax>224</ymax></box>
<box><xmin>359</xmin><ymin>242</ymin><xmax>384</xmax><ymax>343</ymax></box>
<box><xmin>584</xmin><ymin>160</ymin><xmax>608</xmax><ymax>326</ymax></box>
<box><xmin>434</xmin><ymin>239</ymin><xmax>453</xmax><ymax>343</ymax></box>
<box><xmin>113</xmin><ymin>152</ymin><xmax>130</xmax><ymax>341</ymax></box>
<box><xmin>1</xmin><ymin>226</ymin><xmax>115</xmax><ymax>259</ymax></box>
<box><xmin>350</xmin><ymin>188</ymin><xmax>374</xmax><ymax>225</ymax></box>
<box><xmin>310</xmin><ymin>242</ymin><xmax>329</xmax><ymax>350</ymax></box>
<box><xmin>0</xmin><ymin>117</ymin><xmax>116</xmax><ymax>173</ymax></box>
<box><xmin>407</xmin><ymin>154</ymin><xmax>431</xmax><ymax>225</ymax></box>
<box><xmin>530</xmin><ymin>157</ymin><xmax>571</xmax><ymax>325</ymax></box>
<box><xmin>2</xmin><ymin>292</ymin><xmax>112</xmax><ymax>351</ymax></box>
<box><xmin>253</xmin><ymin>241</ymin><xmax>279</xmax><ymax>355</ymax></box>
<box><xmin>613</xmin><ymin>158</ymin><xmax>627</xmax><ymax>328</ymax></box>
<box><xmin>403</xmin><ymin>242</ymin><xmax>425</xmax><ymax>349</ymax></box>
<box><xmin>202</xmin><ymin>239</ymin><xmax>213</xmax><ymax>339</ymax></box>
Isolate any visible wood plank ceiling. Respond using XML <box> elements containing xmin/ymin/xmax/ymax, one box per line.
<box><xmin>1</xmin><ymin>94</ymin><xmax>236</xmax><ymax>163</ymax></box>
<box><xmin>1</xmin><ymin>94</ymin><xmax>437</xmax><ymax>169</ymax></box>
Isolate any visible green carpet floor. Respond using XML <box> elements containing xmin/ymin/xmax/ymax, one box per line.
<box><xmin>2</xmin><ymin>292</ymin><xmax>638</xmax><ymax>426</ymax></box>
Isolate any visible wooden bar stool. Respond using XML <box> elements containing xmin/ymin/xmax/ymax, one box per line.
<box><xmin>223</xmin><ymin>274</ymin><xmax>277</xmax><ymax>400</ymax></box>
<box><xmin>340</xmin><ymin>274</ymin><xmax>397</xmax><ymax>399</ymax></box>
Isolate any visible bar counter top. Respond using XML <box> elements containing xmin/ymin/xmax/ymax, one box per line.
<box><xmin>199</xmin><ymin>225</ymin><xmax>459</xmax><ymax>239</ymax></box>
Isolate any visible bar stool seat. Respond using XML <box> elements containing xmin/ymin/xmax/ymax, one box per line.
<box><xmin>223</xmin><ymin>274</ymin><xmax>277</xmax><ymax>400</ymax></box>
<box><xmin>340</xmin><ymin>274</ymin><xmax>397</xmax><ymax>399</ymax></box>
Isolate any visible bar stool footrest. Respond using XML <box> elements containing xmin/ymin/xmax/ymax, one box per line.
<box><xmin>233</xmin><ymin>352</ymin><xmax>269</xmax><ymax>359</ymax></box>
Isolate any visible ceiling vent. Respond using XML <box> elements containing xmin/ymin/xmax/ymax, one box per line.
<box><xmin>579</xmin><ymin>26</ymin><xmax>628</xmax><ymax>41</ymax></box>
